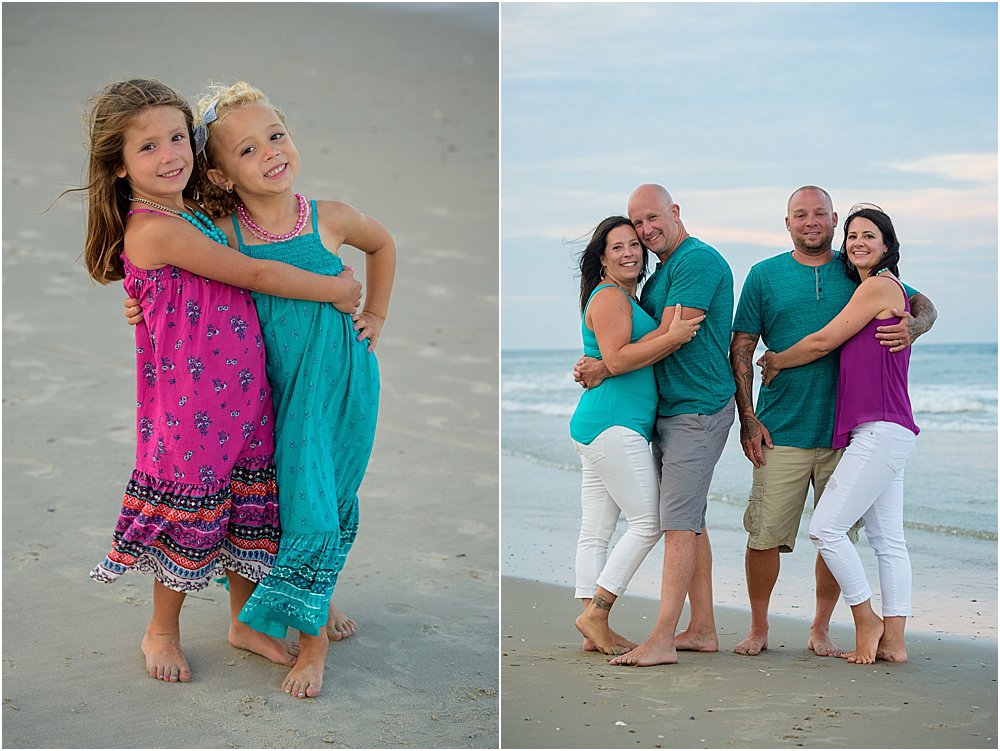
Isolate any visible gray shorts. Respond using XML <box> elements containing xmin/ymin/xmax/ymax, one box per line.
<box><xmin>652</xmin><ymin>397</ymin><xmax>735</xmax><ymax>533</ymax></box>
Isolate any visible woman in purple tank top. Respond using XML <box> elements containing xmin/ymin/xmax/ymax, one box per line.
<box><xmin>757</xmin><ymin>205</ymin><xmax>919</xmax><ymax>666</ymax></box>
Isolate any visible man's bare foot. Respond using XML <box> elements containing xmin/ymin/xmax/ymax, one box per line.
<box><xmin>609</xmin><ymin>636</ymin><xmax>677</xmax><ymax>667</ymax></box>
<box><xmin>808</xmin><ymin>627</ymin><xmax>844</xmax><ymax>657</ymax></box>
<box><xmin>326</xmin><ymin>603</ymin><xmax>357</xmax><ymax>642</ymax></box>
<box><xmin>845</xmin><ymin>617</ymin><xmax>884</xmax><ymax>664</ymax></box>
<box><xmin>141</xmin><ymin>631</ymin><xmax>192</xmax><ymax>682</ymax></box>
<box><xmin>282</xmin><ymin>634</ymin><xmax>328</xmax><ymax>698</ymax></box>
<box><xmin>228</xmin><ymin>621</ymin><xmax>297</xmax><ymax>666</ymax></box>
<box><xmin>575</xmin><ymin>612</ymin><xmax>626</xmax><ymax>655</ymax></box>
<box><xmin>675</xmin><ymin>625</ymin><xmax>719</xmax><ymax>652</ymax></box>
<box><xmin>733</xmin><ymin>628</ymin><xmax>767</xmax><ymax>656</ymax></box>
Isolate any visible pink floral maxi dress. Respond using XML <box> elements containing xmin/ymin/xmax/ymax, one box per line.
<box><xmin>91</xmin><ymin>250</ymin><xmax>281</xmax><ymax>591</ymax></box>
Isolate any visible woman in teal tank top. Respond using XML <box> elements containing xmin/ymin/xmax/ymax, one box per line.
<box><xmin>569</xmin><ymin>216</ymin><xmax>704</xmax><ymax>655</ymax></box>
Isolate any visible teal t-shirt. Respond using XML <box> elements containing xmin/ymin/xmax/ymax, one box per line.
<box><xmin>638</xmin><ymin>236</ymin><xmax>735</xmax><ymax>418</ymax></box>
<box><xmin>570</xmin><ymin>284</ymin><xmax>660</xmax><ymax>443</ymax></box>
<box><xmin>732</xmin><ymin>250</ymin><xmax>918</xmax><ymax>448</ymax></box>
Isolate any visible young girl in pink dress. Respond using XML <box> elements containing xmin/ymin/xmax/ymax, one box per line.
<box><xmin>82</xmin><ymin>79</ymin><xmax>360</xmax><ymax>684</ymax></box>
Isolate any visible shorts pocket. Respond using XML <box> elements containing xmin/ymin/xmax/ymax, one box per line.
<box><xmin>743</xmin><ymin>479</ymin><xmax>765</xmax><ymax>534</ymax></box>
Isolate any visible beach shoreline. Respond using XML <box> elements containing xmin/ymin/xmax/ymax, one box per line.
<box><xmin>501</xmin><ymin>449</ymin><xmax>998</xmax><ymax>647</ymax></box>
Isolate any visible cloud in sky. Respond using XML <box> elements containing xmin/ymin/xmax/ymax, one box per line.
<box><xmin>501</xmin><ymin>2</ymin><xmax>998</xmax><ymax>348</ymax></box>
<box><xmin>888</xmin><ymin>153</ymin><xmax>998</xmax><ymax>184</ymax></box>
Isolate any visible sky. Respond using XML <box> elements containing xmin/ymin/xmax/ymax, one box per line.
<box><xmin>500</xmin><ymin>2</ymin><xmax>998</xmax><ymax>349</ymax></box>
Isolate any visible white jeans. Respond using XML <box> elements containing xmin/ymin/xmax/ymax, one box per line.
<box><xmin>809</xmin><ymin>421</ymin><xmax>917</xmax><ymax>615</ymax></box>
<box><xmin>573</xmin><ymin>425</ymin><xmax>661</xmax><ymax>598</ymax></box>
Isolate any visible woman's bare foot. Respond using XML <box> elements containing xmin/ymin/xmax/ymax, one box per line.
<box><xmin>575</xmin><ymin>612</ymin><xmax>627</xmax><ymax>655</ymax></box>
<box><xmin>228</xmin><ymin>621</ymin><xmax>297</xmax><ymax>666</ymax></box>
<box><xmin>583</xmin><ymin>631</ymin><xmax>638</xmax><ymax>652</ymax></box>
<box><xmin>609</xmin><ymin>634</ymin><xmax>677</xmax><ymax>667</ymax></box>
<box><xmin>325</xmin><ymin>603</ymin><xmax>357</xmax><ymax>642</ymax></box>
<box><xmin>675</xmin><ymin>625</ymin><xmax>719</xmax><ymax>652</ymax></box>
<box><xmin>845</xmin><ymin>616</ymin><xmax>884</xmax><ymax>664</ymax></box>
<box><xmin>141</xmin><ymin>631</ymin><xmax>192</xmax><ymax>682</ymax></box>
<box><xmin>875</xmin><ymin>615</ymin><xmax>908</xmax><ymax>662</ymax></box>
<box><xmin>282</xmin><ymin>633</ymin><xmax>328</xmax><ymax>698</ymax></box>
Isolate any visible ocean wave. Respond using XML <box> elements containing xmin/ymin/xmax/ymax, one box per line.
<box><xmin>502</xmin><ymin>399</ymin><xmax>575</xmax><ymax>417</ymax></box>
<box><xmin>910</xmin><ymin>386</ymin><xmax>997</xmax><ymax>416</ymax></box>
<box><xmin>505</xmin><ymin>449</ymin><xmax>996</xmax><ymax>542</ymax></box>
<box><xmin>501</xmin><ymin>373</ymin><xmax>577</xmax><ymax>395</ymax></box>
<box><xmin>915</xmin><ymin>418</ymin><xmax>996</xmax><ymax>433</ymax></box>
<box><xmin>502</xmin><ymin>447</ymin><xmax>578</xmax><ymax>472</ymax></box>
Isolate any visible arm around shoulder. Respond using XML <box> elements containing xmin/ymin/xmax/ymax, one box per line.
<box><xmin>128</xmin><ymin>216</ymin><xmax>357</xmax><ymax>304</ymax></box>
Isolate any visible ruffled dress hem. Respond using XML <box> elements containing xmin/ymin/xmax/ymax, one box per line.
<box><xmin>91</xmin><ymin>460</ymin><xmax>280</xmax><ymax>592</ymax></box>
<box><xmin>237</xmin><ymin>530</ymin><xmax>342</xmax><ymax>638</ymax></box>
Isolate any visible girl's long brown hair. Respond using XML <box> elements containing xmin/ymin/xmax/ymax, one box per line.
<box><xmin>80</xmin><ymin>79</ymin><xmax>195</xmax><ymax>284</ymax></box>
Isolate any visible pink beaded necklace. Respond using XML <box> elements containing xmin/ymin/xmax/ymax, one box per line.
<box><xmin>237</xmin><ymin>193</ymin><xmax>310</xmax><ymax>243</ymax></box>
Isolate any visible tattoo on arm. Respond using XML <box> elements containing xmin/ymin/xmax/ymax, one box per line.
<box><xmin>907</xmin><ymin>293</ymin><xmax>938</xmax><ymax>341</ymax></box>
<box><xmin>730</xmin><ymin>332</ymin><xmax>759</xmax><ymax>418</ymax></box>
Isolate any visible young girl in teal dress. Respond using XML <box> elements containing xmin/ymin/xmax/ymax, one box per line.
<box><xmin>81</xmin><ymin>79</ymin><xmax>362</xmax><ymax>685</ymax></box>
<box><xmin>192</xmin><ymin>81</ymin><xmax>395</xmax><ymax>699</ymax></box>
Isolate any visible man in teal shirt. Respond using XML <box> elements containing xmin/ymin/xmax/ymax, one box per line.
<box><xmin>730</xmin><ymin>186</ymin><xmax>937</xmax><ymax>658</ymax></box>
<box><xmin>578</xmin><ymin>184</ymin><xmax>735</xmax><ymax>666</ymax></box>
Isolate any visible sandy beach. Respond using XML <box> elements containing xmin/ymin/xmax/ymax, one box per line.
<box><xmin>2</xmin><ymin>4</ymin><xmax>497</xmax><ymax>748</ymax></box>
<box><xmin>501</xmin><ymin>447</ymin><xmax>998</xmax><ymax>748</ymax></box>
<box><xmin>502</xmin><ymin>578</ymin><xmax>997</xmax><ymax>749</ymax></box>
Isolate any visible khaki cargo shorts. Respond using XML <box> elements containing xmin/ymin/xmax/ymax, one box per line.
<box><xmin>743</xmin><ymin>445</ymin><xmax>860</xmax><ymax>552</ymax></box>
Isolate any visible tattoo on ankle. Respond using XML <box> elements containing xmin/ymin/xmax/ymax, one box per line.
<box><xmin>592</xmin><ymin>595</ymin><xmax>613</xmax><ymax>611</ymax></box>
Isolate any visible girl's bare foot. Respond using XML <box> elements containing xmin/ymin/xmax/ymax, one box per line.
<box><xmin>282</xmin><ymin>633</ymin><xmax>328</xmax><ymax>698</ymax></box>
<box><xmin>325</xmin><ymin>602</ymin><xmax>357</xmax><ymax>642</ymax></box>
<box><xmin>228</xmin><ymin>621</ymin><xmax>297</xmax><ymax>666</ymax></box>
<box><xmin>141</xmin><ymin>631</ymin><xmax>192</xmax><ymax>682</ymax></box>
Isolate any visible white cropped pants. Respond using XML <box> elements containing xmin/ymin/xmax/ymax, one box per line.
<box><xmin>572</xmin><ymin>425</ymin><xmax>662</xmax><ymax>599</ymax></box>
<box><xmin>809</xmin><ymin>421</ymin><xmax>917</xmax><ymax>616</ymax></box>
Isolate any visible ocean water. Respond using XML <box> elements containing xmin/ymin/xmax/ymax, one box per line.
<box><xmin>502</xmin><ymin>343</ymin><xmax>998</xmax><ymax>542</ymax></box>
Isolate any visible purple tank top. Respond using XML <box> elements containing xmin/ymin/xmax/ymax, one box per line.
<box><xmin>832</xmin><ymin>278</ymin><xmax>919</xmax><ymax>448</ymax></box>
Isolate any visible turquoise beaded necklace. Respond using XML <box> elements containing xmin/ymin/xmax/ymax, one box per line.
<box><xmin>129</xmin><ymin>195</ymin><xmax>228</xmax><ymax>245</ymax></box>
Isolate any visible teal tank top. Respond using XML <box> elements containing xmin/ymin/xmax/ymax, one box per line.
<box><xmin>569</xmin><ymin>284</ymin><xmax>659</xmax><ymax>444</ymax></box>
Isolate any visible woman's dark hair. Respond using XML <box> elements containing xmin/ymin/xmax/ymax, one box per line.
<box><xmin>578</xmin><ymin>216</ymin><xmax>647</xmax><ymax>313</ymax></box>
<box><xmin>839</xmin><ymin>205</ymin><xmax>901</xmax><ymax>284</ymax></box>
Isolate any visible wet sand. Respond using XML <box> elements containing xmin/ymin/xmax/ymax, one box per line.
<box><xmin>502</xmin><ymin>578</ymin><xmax>998</xmax><ymax>749</ymax></box>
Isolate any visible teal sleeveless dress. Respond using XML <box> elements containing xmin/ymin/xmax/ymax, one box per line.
<box><xmin>233</xmin><ymin>201</ymin><xmax>380</xmax><ymax>638</ymax></box>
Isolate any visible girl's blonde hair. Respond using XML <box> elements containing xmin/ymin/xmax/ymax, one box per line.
<box><xmin>194</xmin><ymin>81</ymin><xmax>286</xmax><ymax>218</ymax></box>
<box><xmin>81</xmin><ymin>79</ymin><xmax>196</xmax><ymax>284</ymax></box>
